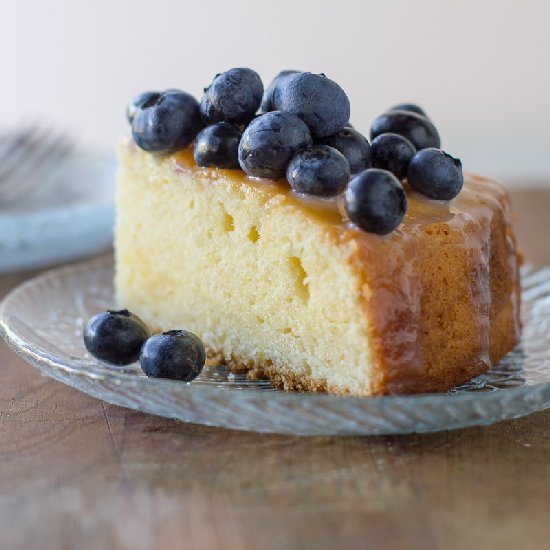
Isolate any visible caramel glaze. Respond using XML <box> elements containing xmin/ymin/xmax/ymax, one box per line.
<box><xmin>169</xmin><ymin>146</ymin><xmax>521</xmax><ymax>395</ymax></box>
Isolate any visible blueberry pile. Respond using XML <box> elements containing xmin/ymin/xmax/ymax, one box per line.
<box><xmin>83</xmin><ymin>310</ymin><xmax>206</xmax><ymax>382</ymax></box>
<box><xmin>128</xmin><ymin>68</ymin><xmax>464</xmax><ymax>235</ymax></box>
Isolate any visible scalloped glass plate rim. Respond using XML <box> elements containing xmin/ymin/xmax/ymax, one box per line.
<box><xmin>1</xmin><ymin>256</ymin><xmax>549</xmax><ymax>436</ymax></box>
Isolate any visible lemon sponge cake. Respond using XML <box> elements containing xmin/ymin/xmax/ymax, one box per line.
<box><xmin>115</xmin><ymin>142</ymin><xmax>520</xmax><ymax>396</ymax></box>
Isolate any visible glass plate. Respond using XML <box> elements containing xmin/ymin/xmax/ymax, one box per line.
<box><xmin>1</xmin><ymin>255</ymin><xmax>550</xmax><ymax>436</ymax></box>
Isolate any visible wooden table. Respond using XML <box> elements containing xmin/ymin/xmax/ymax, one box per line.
<box><xmin>1</xmin><ymin>188</ymin><xmax>550</xmax><ymax>550</ymax></box>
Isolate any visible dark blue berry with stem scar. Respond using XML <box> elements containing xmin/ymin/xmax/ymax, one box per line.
<box><xmin>131</xmin><ymin>90</ymin><xmax>203</xmax><ymax>154</ymax></box>
<box><xmin>316</xmin><ymin>127</ymin><xmax>371</xmax><ymax>174</ymax></box>
<box><xmin>83</xmin><ymin>309</ymin><xmax>150</xmax><ymax>365</ymax></box>
<box><xmin>371</xmin><ymin>133</ymin><xmax>417</xmax><ymax>180</ymax></box>
<box><xmin>200</xmin><ymin>68</ymin><xmax>264</xmax><ymax>125</ymax></box>
<box><xmin>388</xmin><ymin>103</ymin><xmax>427</xmax><ymax>117</ymax></box>
<box><xmin>238</xmin><ymin>111</ymin><xmax>312</xmax><ymax>179</ymax></box>
<box><xmin>370</xmin><ymin>110</ymin><xmax>440</xmax><ymax>150</ymax></box>
<box><xmin>127</xmin><ymin>91</ymin><xmax>161</xmax><ymax>123</ymax></box>
<box><xmin>344</xmin><ymin>169</ymin><xmax>407</xmax><ymax>235</ymax></box>
<box><xmin>139</xmin><ymin>330</ymin><xmax>206</xmax><ymax>382</ymax></box>
<box><xmin>260</xmin><ymin>70</ymin><xmax>300</xmax><ymax>113</ymax></box>
<box><xmin>193</xmin><ymin>122</ymin><xmax>242</xmax><ymax>168</ymax></box>
<box><xmin>273</xmin><ymin>72</ymin><xmax>350</xmax><ymax>138</ymax></box>
<box><xmin>407</xmin><ymin>148</ymin><xmax>464</xmax><ymax>200</ymax></box>
<box><xmin>287</xmin><ymin>145</ymin><xmax>350</xmax><ymax>197</ymax></box>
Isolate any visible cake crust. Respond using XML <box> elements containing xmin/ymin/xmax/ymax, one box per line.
<box><xmin>349</xmin><ymin>179</ymin><xmax>521</xmax><ymax>395</ymax></box>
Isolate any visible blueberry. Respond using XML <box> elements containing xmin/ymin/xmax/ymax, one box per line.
<box><xmin>83</xmin><ymin>309</ymin><xmax>149</xmax><ymax>365</ymax></box>
<box><xmin>287</xmin><ymin>145</ymin><xmax>350</xmax><ymax>197</ymax></box>
<box><xmin>273</xmin><ymin>72</ymin><xmax>350</xmax><ymax>138</ymax></box>
<box><xmin>407</xmin><ymin>148</ymin><xmax>463</xmax><ymax>200</ymax></box>
<box><xmin>131</xmin><ymin>90</ymin><xmax>203</xmax><ymax>154</ymax></box>
<box><xmin>200</xmin><ymin>68</ymin><xmax>263</xmax><ymax>125</ymax></box>
<box><xmin>388</xmin><ymin>103</ymin><xmax>427</xmax><ymax>117</ymax></box>
<box><xmin>260</xmin><ymin>70</ymin><xmax>300</xmax><ymax>113</ymax></box>
<box><xmin>139</xmin><ymin>330</ymin><xmax>206</xmax><ymax>382</ymax></box>
<box><xmin>193</xmin><ymin>122</ymin><xmax>242</xmax><ymax>168</ymax></box>
<box><xmin>238</xmin><ymin>111</ymin><xmax>312</xmax><ymax>178</ymax></box>
<box><xmin>370</xmin><ymin>133</ymin><xmax>417</xmax><ymax>180</ymax></box>
<box><xmin>127</xmin><ymin>91</ymin><xmax>160</xmax><ymax>123</ymax></box>
<box><xmin>316</xmin><ymin>127</ymin><xmax>371</xmax><ymax>174</ymax></box>
<box><xmin>370</xmin><ymin>110</ymin><xmax>440</xmax><ymax>150</ymax></box>
<box><xmin>344</xmin><ymin>169</ymin><xmax>407</xmax><ymax>235</ymax></box>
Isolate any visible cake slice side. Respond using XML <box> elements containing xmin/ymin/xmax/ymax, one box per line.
<box><xmin>115</xmin><ymin>142</ymin><xmax>375</xmax><ymax>395</ymax></box>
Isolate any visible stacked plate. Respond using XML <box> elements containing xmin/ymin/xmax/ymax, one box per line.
<box><xmin>0</xmin><ymin>126</ymin><xmax>115</xmax><ymax>272</ymax></box>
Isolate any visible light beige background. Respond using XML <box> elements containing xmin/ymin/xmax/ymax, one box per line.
<box><xmin>1</xmin><ymin>0</ymin><xmax>549</xmax><ymax>183</ymax></box>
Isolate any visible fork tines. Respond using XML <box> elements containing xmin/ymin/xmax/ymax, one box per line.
<box><xmin>0</xmin><ymin>126</ymin><xmax>74</xmax><ymax>203</ymax></box>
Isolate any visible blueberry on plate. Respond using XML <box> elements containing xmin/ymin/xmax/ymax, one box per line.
<box><xmin>370</xmin><ymin>110</ymin><xmax>440</xmax><ymax>150</ymax></box>
<box><xmin>370</xmin><ymin>133</ymin><xmax>417</xmax><ymax>180</ymax></box>
<box><xmin>127</xmin><ymin>90</ymin><xmax>161</xmax><ymax>123</ymax></box>
<box><xmin>316</xmin><ymin>127</ymin><xmax>371</xmax><ymax>174</ymax></box>
<box><xmin>131</xmin><ymin>89</ymin><xmax>203</xmax><ymax>154</ymax></box>
<box><xmin>139</xmin><ymin>330</ymin><xmax>206</xmax><ymax>382</ymax></box>
<box><xmin>83</xmin><ymin>309</ymin><xmax>149</xmax><ymax>365</ymax></box>
<box><xmin>344</xmin><ymin>169</ymin><xmax>407</xmax><ymax>235</ymax></box>
<box><xmin>260</xmin><ymin>69</ymin><xmax>300</xmax><ymax>113</ymax></box>
<box><xmin>388</xmin><ymin>103</ymin><xmax>427</xmax><ymax>117</ymax></box>
<box><xmin>273</xmin><ymin>72</ymin><xmax>350</xmax><ymax>138</ymax></box>
<box><xmin>287</xmin><ymin>145</ymin><xmax>350</xmax><ymax>197</ymax></box>
<box><xmin>193</xmin><ymin>122</ymin><xmax>242</xmax><ymax>168</ymax></box>
<box><xmin>407</xmin><ymin>148</ymin><xmax>463</xmax><ymax>200</ymax></box>
<box><xmin>200</xmin><ymin>68</ymin><xmax>264</xmax><ymax>125</ymax></box>
<box><xmin>238</xmin><ymin>111</ymin><xmax>312</xmax><ymax>178</ymax></box>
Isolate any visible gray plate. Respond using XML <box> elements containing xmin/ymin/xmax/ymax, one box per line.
<box><xmin>1</xmin><ymin>256</ymin><xmax>549</xmax><ymax>435</ymax></box>
<box><xmin>0</xmin><ymin>152</ymin><xmax>115</xmax><ymax>272</ymax></box>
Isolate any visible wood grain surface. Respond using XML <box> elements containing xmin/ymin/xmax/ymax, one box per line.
<box><xmin>1</xmin><ymin>187</ymin><xmax>550</xmax><ymax>550</ymax></box>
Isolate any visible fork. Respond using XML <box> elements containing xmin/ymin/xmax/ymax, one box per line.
<box><xmin>0</xmin><ymin>126</ymin><xmax>73</xmax><ymax>205</ymax></box>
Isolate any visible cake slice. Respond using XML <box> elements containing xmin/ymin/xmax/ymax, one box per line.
<box><xmin>115</xmin><ymin>141</ymin><xmax>520</xmax><ymax>396</ymax></box>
